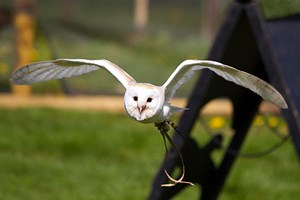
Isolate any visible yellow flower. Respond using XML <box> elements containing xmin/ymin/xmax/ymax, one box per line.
<box><xmin>267</xmin><ymin>116</ymin><xmax>280</xmax><ymax>128</ymax></box>
<box><xmin>254</xmin><ymin>115</ymin><xmax>264</xmax><ymax>126</ymax></box>
<box><xmin>279</xmin><ymin>122</ymin><xmax>288</xmax><ymax>134</ymax></box>
<box><xmin>209</xmin><ymin>116</ymin><xmax>226</xmax><ymax>129</ymax></box>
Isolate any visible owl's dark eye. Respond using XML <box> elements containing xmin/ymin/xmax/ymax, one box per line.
<box><xmin>133</xmin><ymin>96</ymin><xmax>138</xmax><ymax>101</ymax></box>
<box><xmin>147</xmin><ymin>97</ymin><xmax>152</xmax><ymax>103</ymax></box>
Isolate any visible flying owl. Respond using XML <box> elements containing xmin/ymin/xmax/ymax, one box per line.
<box><xmin>11</xmin><ymin>59</ymin><xmax>288</xmax><ymax>124</ymax></box>
<box><xmin>10</xmin><ymin>58</ymin><xmax>288</xmax><ymax>186</ymax></box>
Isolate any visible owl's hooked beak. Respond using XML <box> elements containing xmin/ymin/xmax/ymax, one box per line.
<box><xmin>138</xmin><ymin>105</ymin><xmax>147</xmax><ymax>114</ymax></box>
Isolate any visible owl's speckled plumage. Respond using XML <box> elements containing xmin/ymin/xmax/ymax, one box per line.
<box><xmin>11</xmin><ymin>58</ymin><xmax>288</xmax><ymax>124</ymax></box>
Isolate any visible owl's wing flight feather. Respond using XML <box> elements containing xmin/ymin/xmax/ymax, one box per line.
<box><xmin>163</xmin><ymin>59</ymin><xmax>288</xmax><ymax>109</ymax></box>
<box><xmin>10</xmin><ymin>58</ymin><xmax>137</xmax><ymax>89</ymax></box>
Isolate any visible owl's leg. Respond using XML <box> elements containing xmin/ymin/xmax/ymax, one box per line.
<box><xmin>154</xmin><ymin>121</ymin><xmax>194</xmax><ymax>187</ymax></box>
<box><xmin>166</xmin><ymin>120</ymin><xmax>186</xmax><ymax>139</ymax></box>
<box><xmin>154</xmin><ymin>120</ymin><xmax>183</xmax><ymax>137</ymax></box>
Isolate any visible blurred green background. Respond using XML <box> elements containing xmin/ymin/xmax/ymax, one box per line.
<box><xmin>1</xmin><ymin>0</ymin><xmax>300</xmax><ymax>95</ymax></box>
<box><xmin>0</xmin><ymin>0</ymin><xmax>300</xmax><ymax>199</ymax></box>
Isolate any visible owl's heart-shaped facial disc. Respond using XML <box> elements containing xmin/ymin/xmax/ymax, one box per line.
<box><xmin>124</xmin><ymin>83</ymin><xmax>164</xmax><ymax>122</ymax></box>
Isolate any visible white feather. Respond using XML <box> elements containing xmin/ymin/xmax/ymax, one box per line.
<box><xmin>163</xmin><ymin>59</ymin><xmax>288</xmax><ymax>109</ymax></box>
<box><xmin>10</xmin><ymin>58</ymin><xmax>137</xmax><ymax>89</ymax></box>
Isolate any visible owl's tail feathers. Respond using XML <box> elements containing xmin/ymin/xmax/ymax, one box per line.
<box><xmin>170</xmin><ymin>106</ymin><xmax>189</xmax><ymax>115</ymax></box>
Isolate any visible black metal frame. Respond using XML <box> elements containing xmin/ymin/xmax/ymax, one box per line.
<box><xmin>149</xmin><ymin>0</ymin><xmax>300</xmax><ymax>199</ymax></box>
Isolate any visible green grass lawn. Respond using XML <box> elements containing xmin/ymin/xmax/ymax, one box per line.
<box><xmin>0</xmin><ymin>108</ymin><xmax>299</xmax><ymax>200</ymax></box>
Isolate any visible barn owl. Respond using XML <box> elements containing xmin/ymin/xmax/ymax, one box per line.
<box><xmin>11</xmin><ymin>58</ymin><xmax>288</xmax><ymax>186</ymax></box>
<box><xmin>11</xmin><ymin>59</ymin><xmax>288</xmax><ymax>124</ymax></box>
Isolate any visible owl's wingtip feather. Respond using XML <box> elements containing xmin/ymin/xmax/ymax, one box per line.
<box><xmin>280</xmin><ymin>101</ymin><xmax>288</xmax><ymax>109</ymax></box>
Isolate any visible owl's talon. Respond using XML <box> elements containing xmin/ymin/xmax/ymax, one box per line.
<box><xmin>155</xmin><ymin>121</ymin><xmax>194</xmax><ymax>187</ymax></box>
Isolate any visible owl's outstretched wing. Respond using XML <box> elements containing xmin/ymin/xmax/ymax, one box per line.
<box><xmin>163</xmin><ymin>59</ymin><xmax>288</xmax><ymax>109</ymax></box>
<box><xmin>10</xmin><ymin>58</ymin><xmax>137</xmax><ymax>89</ymax></box>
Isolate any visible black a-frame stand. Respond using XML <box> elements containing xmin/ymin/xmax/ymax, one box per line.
<box><xmin>149</xmin><ymin>0</ymin><xmax>300</xmax><ymax>199</ymax></box>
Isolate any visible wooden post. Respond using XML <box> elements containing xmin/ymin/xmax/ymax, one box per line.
<box><xmin>134</xmin><ymin>0</ymin><xmax>149</xmax><ymax>33</ymax></box>
<box><xmin>12</xmin><ymin>0</ymin><xmax>36</xmax><ymax>96</ymax></box>
<box><xmin>201</xmin><ymin>0</ymin><xmax>220</xmax><ymax>41</ymax></box>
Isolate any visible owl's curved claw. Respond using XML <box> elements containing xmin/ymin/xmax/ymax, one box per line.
<box><xmin>154</xmin><ymin>121</ymin><xmax>194</xmax><ymax>187</ymax></box>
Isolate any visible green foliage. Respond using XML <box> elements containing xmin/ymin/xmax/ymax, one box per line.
<box><xmin>0</xmin><ymin>108</ymin><xmax>299</xmax><ymax>199</ymax></box>
<box><xmin>259</xmin><ymin>0</ymin><xmax>300</xmax><ymax>19</ymax></box>
<box><xmin>0</xmin><ymin>27</ymin><xmax>14</xmax><ymax>92</ymax></box>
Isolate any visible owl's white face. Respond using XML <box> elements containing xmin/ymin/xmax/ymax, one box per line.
<box><xmin>124</xmin><ymin>83</ymin><xmax>164</xmax><ymax>122</ymax></box>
